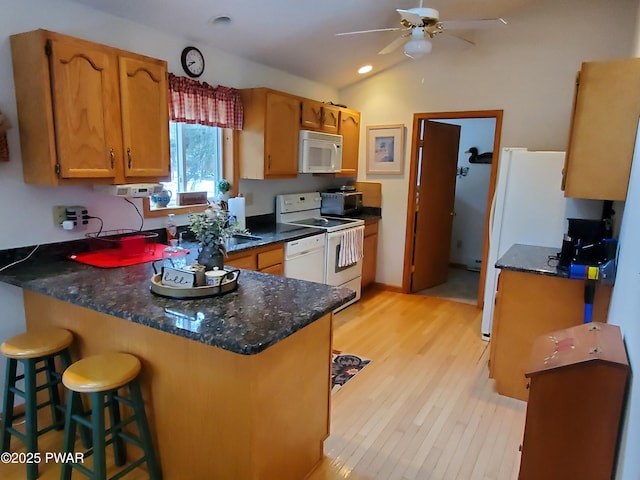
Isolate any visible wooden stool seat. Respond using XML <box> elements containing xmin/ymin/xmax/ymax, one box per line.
<box><xmin>61</xmin><ymin>352</ymin><xmax>161</xmax><ymax>480</ymax></box>
<box><xmin>1</xmin><ymin>326</ymin><xmax>72</xmax><ymax>359</ymax></box>
<box><xmin>63</xmin><ymin>352</ymin><xmax>141</xmax><ymax>393</ymax></box>
<box><xmin>2</xmin><ymin>327</ymin><xmax>74</xmax><ymax>480</ymax></box>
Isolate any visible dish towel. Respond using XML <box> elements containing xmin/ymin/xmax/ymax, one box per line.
<box><xmin>338</xmin><ymin>226</ymin><xmax>365</xmax><ymax>268</ymax></box>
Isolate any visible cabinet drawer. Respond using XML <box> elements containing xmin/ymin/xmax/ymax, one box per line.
<box><xmin>364</xmin><ymin>221</ymin><xmax>378</xmax><ymax>236</ymax></box>
<box><xmin>258</xmin><ymin>247</ymin><xmax>284</xmax><ymax>270</ymax></box>
<box><xmin>226</xmin><ymin>253</ymin><xmax>257</xmax><ymax>270</ymax></box>
<box><xmin>260</xmin><ymin>263</ymin><xmax>283</xmax><ymax>276</ymax></box>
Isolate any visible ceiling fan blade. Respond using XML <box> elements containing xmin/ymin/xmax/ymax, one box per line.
<box><xmin>440</xmin><ymin>18</ymin><xmax>507</xmax><ymax>30</ymax></box>
<box><xmin>443</xmin><ymin>31</ymin><xmax>476</xmax><ymax>46</ymax></box>
<box><xmin>336</xmin><ymin>27</ymin><xmax>403</xmax><ymax>36</ymax></box>
<box><xmin>378</xmin><ymin>34</ymin><xmax>410</xmax><ymax>55</ymax></box>
<box><xmin>396</xmin><ymin>8</ymin><xmax>424</xmax><ymax>27</ymax></box>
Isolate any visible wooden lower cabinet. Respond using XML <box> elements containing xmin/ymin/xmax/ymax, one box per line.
<box><xmin>488</xmin><ymin>269</ymin><xmax>611</xmax><ymax>401</ymax></box>
<box><xmin>226</xmin><ymin>243</ymin><xmax>284</xmax><ymax>275</ymax></box>
<box><xmin>519</xmin><ymin>323</ymin><xmax>629</xmax><ymax>480</ymax></box>
<box><xmin>361</xmin><ymin>220</ymin><xmax>379</xmax><ymax>289</ymax></box>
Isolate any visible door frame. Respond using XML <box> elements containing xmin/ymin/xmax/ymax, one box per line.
<box><xmin>402</xmin><ymin>110</ymin><xmax>504</xmax><ymax>307</ymax></box>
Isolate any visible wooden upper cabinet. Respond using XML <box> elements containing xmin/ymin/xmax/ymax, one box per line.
<box><xmin>10</xmin><ymin>29</ymin><xmax>169</xmax><ymax>185</ymax></box>
<box><xmin>300</xmin><ymin>100</ymin><xmax>339</xmax><ymax>134</ymax></box>
<box><xmin>338</xmin><ymin>108</ymin><xmax>360</xmax><ymax>177</ymax></box>
<box><xmin>239</xmin><ymin>88</ymin><xmax>300</xmax><ymax>179</ymax></box>
<box><xmin>563</xmin><ymin>58</ymin><xmax>640</xmax><ymax>201</ymax></box>
<box><xmin>49</xmin><ymin>38</ymin><xmax>119</xmax><ymax>179</ymax></box>
<box><xmin>119</xmin><ymin>56</ymin><xmax>170</xmax><ymax>178</ymax></box>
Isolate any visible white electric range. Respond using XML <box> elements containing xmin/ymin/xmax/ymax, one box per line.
<box><xmin>276</xmin><ymin>192</ymin><xmax>365</xmax><ymax>310</ymax></box>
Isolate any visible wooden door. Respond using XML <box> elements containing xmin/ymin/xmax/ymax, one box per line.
<box><xmin>119</xmin><ymin>55</ymin><xmax>170</xmax><ymax>179</ymax></box>
<box><xmin>338</xmin><ymin>109</ymin><xmax>360</xmax><ymax>176</ymax></box>
<box><xmin>49</xmin><ymin>38</ymin><xmax>119</xmax><ymax>178</ymax></box>
<box><xmin>264</xmin><ymin>92</ymin><xmax>300</xmax><ymax>177</ymax></box>
<box><xmin>411</xmin><ymin>120</ymin><xmax>460</xmax><ymax>292</ymax></box>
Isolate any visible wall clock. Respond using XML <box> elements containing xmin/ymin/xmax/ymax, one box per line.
<box><xmin>181</xmin><ymin>46</ymin><xmax>205</xmax><ymax>78</ymax></box>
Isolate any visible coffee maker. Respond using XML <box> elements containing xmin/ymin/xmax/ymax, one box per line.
<box><xmin>558</xmin><ymin>218</ymin><xmax>614</xmax><ymax>270</ymax></box>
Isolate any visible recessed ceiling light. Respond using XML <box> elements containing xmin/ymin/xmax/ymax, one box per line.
<box><xmin>358</xmin><ymin>65</ymin><xmax>373</xmax><ymax>75</ymax></box>
<box><xmin>210</xmin><ymin>16</ymin><xmax>232</xmax><ymax>27</ymax></box>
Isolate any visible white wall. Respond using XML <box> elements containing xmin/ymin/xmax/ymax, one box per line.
<box><xmin>0</xmin><ymin>0</ymin><xmax>339</xmax><ymax>398</ymax></box>
<box><xmin>341</xmin><ymin>0</ymin><xmax>638</xmax><ymax>287</ymax></box>
<box><xmin>610</xmin><ymin>4</ymin><xmax>640</xmax><ymax>478</ymax></box>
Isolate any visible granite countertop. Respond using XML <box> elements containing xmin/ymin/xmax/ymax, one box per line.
<box><xmin>496</xmin><ymin>244</ymin><xmax>568</xmax><ymax>278</ymax></box>
<box><xmin>0</xmin><ymin>230</ymin><xmax>354</xmax><ymax>355</ymax></box>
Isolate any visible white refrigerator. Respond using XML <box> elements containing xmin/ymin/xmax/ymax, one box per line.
<box><xmin>481</xmin><ymin>148</ymin><xmax>568</xmax><ymax>340</ymax></box>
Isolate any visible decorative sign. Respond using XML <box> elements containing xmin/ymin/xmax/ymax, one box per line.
<box><xmin>178</xmin><ymin>191</ymin><xmax>208</xmax><ymax>206</ymax></box>
<box><xmin>161</xmin><ymin>267</ymin><xmax>196</xmax><ymax>288</ymax></box>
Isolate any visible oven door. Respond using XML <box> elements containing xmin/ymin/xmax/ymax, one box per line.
<box><xmin>326</xmin><ymin>228</ymin><xmax>364</xmax><ymax>287</ymax></box>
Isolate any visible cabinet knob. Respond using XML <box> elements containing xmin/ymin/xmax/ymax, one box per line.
<box><xmin>127</xmin><ymin>147</ymin><xmax>132</xmax><ymax>168</ymax></box>
<box><xmin>109</xmin><ymin>148</ymin><xmax>115</xmax><ymax>168</ymax></box>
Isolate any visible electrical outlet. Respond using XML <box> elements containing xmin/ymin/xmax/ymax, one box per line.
<box><xmin>53</xmin><ymin>205</ymin><xmax>89</xmax><ymax>230</ymax></box>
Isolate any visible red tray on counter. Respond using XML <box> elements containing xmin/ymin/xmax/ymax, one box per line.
<box><xmin>68</xmin><ymin>243</ymin><xmax>168</xmax><ymax>268</ymax></box>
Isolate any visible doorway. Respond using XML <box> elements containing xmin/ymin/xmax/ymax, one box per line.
<box><xmin>402</xmin><ymin>110</ymin><xmax>503</xmax><ymax>307</ymax></box>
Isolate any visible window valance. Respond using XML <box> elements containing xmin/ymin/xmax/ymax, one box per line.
<box><xmin>168</xmin><ymin>73</ymin><xmax>243</xmax><ymax>130</ymax></box>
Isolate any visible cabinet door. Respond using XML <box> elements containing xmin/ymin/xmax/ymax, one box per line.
<box><xmin>361</xmin><ymin>222</ymin><xmax>378</xmax><ymax>288</ymax></box>
<box><xmin>339</xmin><ymin>109</ymin><xmax>360</xmax><ymax>177</ymax></box>
<box><xmin>321</xmin><ymin>105</ymin><xmax>340</xmax><ymax>134</ymax></box>
<box><xmin>49</xmin><ymin>38</ymin><xmax>119</xmax><ymax>179</ymax></box>
<box><xmin>119</xmin><ymin>56</ymin><xmax>170</xmax><ymax>178</ymax></box>
<box><xmin>301</xmin><ymin>100</ymin><xmax>323</xmax><ymax>130</ymax></box>
<box><xmin>264</xmin><ymin>92</ymin><xmax>299</xmax><ymax>178</ymax></box>
<box><xmin>563</xmin><ymin>59</ymin><xmax>640</xmax><ymax>201</ymax></box>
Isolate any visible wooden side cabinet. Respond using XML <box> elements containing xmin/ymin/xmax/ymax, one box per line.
<box><xmin>361</xmin><ymin>220</ymin><xmax>379</xmax><ymax>289</ymax></box>
<box><xmin>489</xmin><ymin>269</ymin><xmax>612</xmax><ymax>401</ymax></box>
<box><xmin>519</xmin><ymin>322</ymin><xmax>629</xmax><ymax>480</ymax></box>
<box><xmin>563</xmin><ymin>58</ymin><xmax>640</xmax><ymax>201</ymax></box>
<box><xmin>10</xmin><ymin>29</ymin><xmax>169</xmax><ymax>185</ymax></box>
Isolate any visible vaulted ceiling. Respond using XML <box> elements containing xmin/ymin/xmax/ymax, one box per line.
<box><xmin>69</xmin><ymin>0</ymin><xmax>536</xmax><ymax>89</ymax></box>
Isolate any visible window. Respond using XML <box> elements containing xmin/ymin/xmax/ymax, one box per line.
<box><xmin>160</xmin><ymin>122</ymin><xmax>222</xmax><ymax>207</ymax></box>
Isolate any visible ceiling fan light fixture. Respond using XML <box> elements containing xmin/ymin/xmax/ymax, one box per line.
<box><xmin>404</xmin><ymin>37</ymin><xmax>432</xmax><ymax>59</ymax></box>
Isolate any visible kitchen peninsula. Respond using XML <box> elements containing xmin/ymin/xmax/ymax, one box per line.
<box><xmin>0</xmin><ymin>242</ymin><xmax>354</xmax><ymax>479</ymax></box>
<box><xmin>488</xmin><ymin>244</ymin><xmax>612</xmax><ymax>401</ymax></box>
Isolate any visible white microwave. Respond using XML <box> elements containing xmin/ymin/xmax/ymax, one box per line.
<box><xmin>299</xmin><ymin>130</ymin><xmax>343</xmax><ymax>174</ymax></box>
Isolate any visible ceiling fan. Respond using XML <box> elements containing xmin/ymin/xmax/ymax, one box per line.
<box><xmin>336</xmin><ymin>1</ymin><xmax>507</xmax><ymax>59</ymax></box>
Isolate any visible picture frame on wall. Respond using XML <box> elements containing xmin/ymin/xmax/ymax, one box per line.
<box><xmin>366</xmin><ymin>124</ymin><xmax>405</xmax><ymax>175</ymax></box>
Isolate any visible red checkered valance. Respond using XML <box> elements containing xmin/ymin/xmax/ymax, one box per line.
<box><xmin>168</xmin><ymin>73</ymin><xmax>243</xmax><ymax>130</ymax></box>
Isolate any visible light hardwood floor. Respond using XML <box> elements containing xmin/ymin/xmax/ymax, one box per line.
<box><xmin>1</xmin><ymin>289</ymin><xmax>526</xmax><ymax>479</ymax></box>
<box><xmin>309</xmin><ymin>288</ymin><xmax>527</xmax><ymax>480</ymax></box>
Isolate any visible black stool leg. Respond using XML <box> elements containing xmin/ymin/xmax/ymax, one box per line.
<box><xmin>23</xmin><ymin>359</ymin><xmax>39</xmax><ymax>480</ymax></box>
<box><xmin>45</xmin><ymin>356</ymin><xmax>64</xmax><ymax>429</ymax></box>
<box><xmin>129</xmin><ymin>380</ymin><xmax>162</xmax><ymax>479</ymax></box>
<box><xmin>60</xmin><ymin>390</ymin><xmax>79</xmax><ymax>480</ymax></box>
<box><xmin>1</xmin><ymin>358</ymin><xmax>17</xmax><ymax>452</ymax></box>
<box><xmin>91</xmin><ymin>392</ymin><xmax>107</xmax><ymax>480</ymax></box>
<box><xmin>107</xmin><ymin>391</ymin><xmax>126</xmax><ymax>466</ymax></box>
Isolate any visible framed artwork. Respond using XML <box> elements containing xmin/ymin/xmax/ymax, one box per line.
<box><xmin>366</xmin><ymin>124</ymin><xmax>405</xmax><ymax>175</ymax></box>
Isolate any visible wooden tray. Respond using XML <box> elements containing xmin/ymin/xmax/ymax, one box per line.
<box><xmin>150</xmin><ymin>269</ymin><xmax>240</xmax><ymax>299</ymax></box>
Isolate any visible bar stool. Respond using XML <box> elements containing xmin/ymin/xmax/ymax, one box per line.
<box><xmin>1</xmin><ymin>327</ymin><xmax>73</xmax><ymax>480</ymax></box>
<box><xmin>60</xmin><ymin>352</ymin><xmax>162</xmax><ymax>480</ymax></box>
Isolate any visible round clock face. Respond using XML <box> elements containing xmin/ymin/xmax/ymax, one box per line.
<box><xmin>181</xmin><ymin>47</ymin><xmax>205</xmax><ymax>78</ymax></box>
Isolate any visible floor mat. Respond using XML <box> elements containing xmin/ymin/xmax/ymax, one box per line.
<box><xmin>332</xmin><ymin>350</ymin><xmax>371</xmax><ymax>394</ymax></box>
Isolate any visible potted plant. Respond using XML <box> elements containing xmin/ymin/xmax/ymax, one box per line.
<box><xmin>216</xmin><ymin>178</ymin><xmax>231</xmax><ymax>199</ymax></box>
<box><xmin>189</xmin><ymin>205</ymin><xmax>246</xmax><ymax>270</ymax></box>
